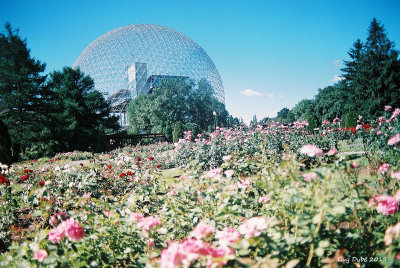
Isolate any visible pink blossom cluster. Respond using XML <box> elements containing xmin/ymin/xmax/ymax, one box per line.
<box><xmin>384</xmin><ymin>222</ymin><xmax>400</xmax><ymax>246</ymax></box>
<box><xmin>215</xmin><ymin>227</ymin><xmax>241</xmax><ymax>246</ymax></box>
<box><xmin>390</xmin><ymin>108</ymin><xmax>400</xmax><ymax>120</ymax></box>
<box><xmin>303</xmin><ymin>172</ymin><xmax>318</xmax><ymax>182</ymax></box>
<box><xmin>190</xmin><ymin>222</ymin><xmax>214</xmax><ymax>239</ymax></box>
<box><xmin>32</xmin><ymin>249</ymin><xmax>48</xmax><ymax>262</ymax></box>
<box><xmin>299</xmin><ymin>144</ymin><xmax>323</xmax><ymax>157</ymax></box>
<box><xmin>258</xmin><ymin>196</ymin><xmax>271</xmax><ymax>203</ymax></box>
<box><xmin>238</xmin><ymin>216</ymin><xmax>273</xmax><ymax>238</ymax></box>
<box><xmin>237</xmin><ymin>178</ymin><xmax>251</xmax><ymax>189</ymax></box>
<box><xmin>369</xmin><ymin>195</ymin><xmax>399</xmax><ymax>215</ymax></box>
<box><xmin>160</xmin><ymin>239</ymin><xmax>234</xmax><ymax>268</ymax></box>
<box><xmin>130</xmin><ymin>213</ymin><xmax>161</xmax><ymax>232</ymax></box>
<box><xmin>388</xmin><ymin>133</ymin><xmax>400</xmax><ymax>145</ymax></box>
<box><xmin>48</xmin><ymin>217</ymin><xmax>85</xmax><ymax>243</ymax></box>
<box><xmin>327</xmin><ymin>148</ymin><xmax>338</xmax><ymax>156</ymax></box>
<box><xmin>378</xmin><ymin>163</ymin><xmax>390</xmax><ymax>174</ymax></box>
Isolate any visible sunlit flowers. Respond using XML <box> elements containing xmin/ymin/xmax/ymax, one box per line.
<box><xmin>378</xmin><ymin>163</ymin><xmax>390</xmax><ymax>174</ymax></box>
<box><xmin>369</xmin><ymin>195</ymin><xmax>399</xmax><ymax>215</ymax></box>
<box><xmin>237</xmin><ymin>178</ymin><xmax>251</xmax><ymax>189</ymax></box>
<box><xmin>190</xmin><ymin>222</ymin><xmax>214</xmax><ymax>240</ymax></box>
<box><xmin>388</xmin><ymin>133</ymin><xmax>400</xmax><ymax>145</ymax></box>
<box><xmin>48</xmin><ymin>218</ymin><xmax>85</xmax><ymax>243</ymax></box>
<box><xmin>137</xmin><ymin>216</ymin><xmax>161</xmax><ymax>231</ymax></box>
<box><xmin>327</xmin><ymin>148</ymin><xmax>338</xmax><ymax>156</ymax></box>
<box><xmin>238</xmin><ymin>216</ymin><xmax>272</xmax><ymax>238</ymax></box>
<box><xmin>299</xmin><ymin>144</ymin><xmax>323</xmax><ymax>157</ymax></box>
<box><xmin>32</xmin><ymin>249</ymin><xmax>48</xmax><ymax>262</ymax></box>
<box><xmin>215</xmin><ymin>227</ymin><xmax>241</xmax><ymax>246</ymax></box>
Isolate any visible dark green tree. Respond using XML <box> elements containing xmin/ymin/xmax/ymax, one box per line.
<box><xmin>345</xmin><ymin>106</ymin><xmax>358</xmax><ymax>128</ymax></box>
<box><xmin>313</xmin><ymin>82</ymin><xmax>349</xmax><ymax>121</ymax></box>
<box><xmin>0</xmin><ymin>120</ymin><xmax>12</xmax><ymax>165</ymax></box>
<box><xmin>342</xmin><ymin>18</ymin><xmax>400</xmax><ymax>119</ymax></box>
<box><xmin>0</xmin><ymin>23</ymin><xmax>52</xmax><ymax>159</ymax></box>
<box><xmin>290</xmin><ymin>99</ymin><xmax>315</xmax><ymax>121</ymax></box>
<box><xmin>127</xmin><ymin>78</ymin><xmax>229</xmax><ymax>135</ymax></box>
<box><xmin>47</xmin><ymin>67</ymin><xmax>119</xmax><ymax>151</ymax></box>
<box><xmin>172</xmin><ymin>121</ymin><xmax>183</xmax><ymax>143</ymax></box>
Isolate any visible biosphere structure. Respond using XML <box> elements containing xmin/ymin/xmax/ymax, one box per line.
<box><xmin>73</xmin><ymin>24</ymin><xmax>224</xmax><ymax>126</ymax></box>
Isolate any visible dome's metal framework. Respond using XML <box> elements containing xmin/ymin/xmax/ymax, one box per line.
<box><xmin>73</xmin><ymin>24</ymin><xmax>224</xmax><ymax>126</ymax></box>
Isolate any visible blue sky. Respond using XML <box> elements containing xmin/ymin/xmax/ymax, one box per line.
<box><xmin>1</xmin><ymin>0</ymin><xmax>400</xmax><ymax>123</ymax></box>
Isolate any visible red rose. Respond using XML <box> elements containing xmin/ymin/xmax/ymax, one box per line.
<box><xmin>39</xmin><ymin>181</ymin><xmax>45</xmax><ymax>186</ymax></box>
<box><xmin>148</xmin><ymin>156</ymin><xmax>154</xmax><ymax>161</ymax></box>
<box><xmin>21</xmin><ymin>174</ymin><xmax>29</xmax><ymax>181</ymax></box>
<box><xmin>119</xmin><ymin>173</ymin><xmax>125</xmax><ymax>178</ymax></box>
<box><xmin>0</xmin><ymin>174</ymin><xmax>10</xmax><ymax>186</ymax></box>
<box><xmin>137</xmin><ymin>157</ymin><xmax>141</xmax><ymax>161</ymax></box>
<box><xmin>126</xmin><ymin>171</ymin><xmax>133</xmax><ymax>176</ymax></box>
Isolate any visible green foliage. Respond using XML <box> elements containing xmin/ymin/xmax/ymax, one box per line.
<box><xmin>0</xmin><ymin>23</ymin><xmax>51</xmax><ymax>159</ymax></box>
<box><xmin>127</xmin><ymin>78</ymin><xmax>229</xmax><ymax>135</ymax></box>
<box><xmin>286</xmin><ymin>18</ymin><xmax>400</xmax><ymax>123</ymax></box>
<box><xmin>307</xmin><ymin>115</ymin><xmax>317</xmax><ymax>131</ymax></box>
<box><xmin>342</xmin><ymin>18</ymin><xmax>400</xmax><ymax>119</ymax></box>
<box><xmin>0</xmin><ymin>120</ymin><xmax>12</xmax><ymax>165</ymax></box>
<box><xmin>345</xmin><ymin>107</ymin><xmax>358</xmax><ymax>128</ymax></box>
<box><xmin>172</xmin><ymin>121</ymin><xmax>182</xmax><ymax>143</ymax></box>
<box><xmin>47</xmin><ymin>67</ymin><xmax>119</xmax><ymax>151</ymax></box>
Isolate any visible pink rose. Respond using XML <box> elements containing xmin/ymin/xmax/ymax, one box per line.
<box><xmin>303</xmin><ymin>172</ymin><xmax>318</xmax><ymax>182</ymax></box>
<box><xmin>299</xmin><ymin>144</ymin><xmax>323</xmax><ymax>157</ymax></box>
<box><xmin>130</xmin><ymin>212</ymin><xmax>144</xmax><ymax>223</ymax></box>
<box><xmin>327</xmin><ymin>148</ymin><xmax>338</xmax><ymax>156</ymax></box>
<box><xmin>160</xmin><ymin>242</ymin><xmax>185</xmax><ymax>268</ymax></box>
<box><xmin>237</xmin><ymin>178</ymin><xmax>251</xmax><ymax>189</ymax></box>
<box><xmin>208</xmin><ymin>246</ymin><xmax>234</xmax><ymax>267</ymax></box>
<box><xmin>190</xmin><ymin>222</ymin><xmax>214</xmax><ymax>239</ymax></box>
<box><xmin>64</xmin><ymin>218</ymin><xmax>85</xmax><ymax>242</ymax></box>
<box><xmin>388</xmin><ymin>134</ymin><xmax>400</xmax><ymax>145</ymax></box>
<box><xmin>369</xmin><ymin>195</ymin><xmax>399</xmax><ymax>215</ymax></box>
<box><xmin>137</xmin><ymin>216</ymin><xmax>161</xmax><ymax>231</ymax></box>
<box><xmin>378</xmin><ymin>163</ymin><xmax>390</xmax><ymax>174</ymax></box>
<box><xmin>48</xmin><ymin>225</ymin><xmax>65</xmax><ymax>244</ymax></box>
<box><xmin>391</xmin><ymin>172</ymin><xmax>400</xmax><ymax>181</ymax></box>
<box><xmin>385</xmin><ymin>105</ymin><xmax>393</xmax><ymax>112</ymax></box>
<box><xmin>350</xmin><ymin>162</ymin><xmax>360</xmax><ymax>168</ymax></box>
<box><xmin>207</xmin><ymin>168</ymin><xmax>222</xmax><ymax>178</ymax></box>
<box><xmin>238</xmin><ymin>217</ymin><xmax>269</xmax><ymax>238</ymax></box>
<box><xmin>215</xmin><ymin>227</ymin><xmax>241</xmax><ymax>246</ymax></box>
<box><xmin>258</xmin><ymin>196</ymin><xmax>271</xmax><ymax>203</ymax></box>
<box><xmin>32</xmin><ymin>249</ymin><xmax>48</xmax><ymax>262</ymax></box>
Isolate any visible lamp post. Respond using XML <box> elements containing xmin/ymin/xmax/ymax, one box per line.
<box><xmin>213</xmin><ymin>111</ymin><xmax>217</xmax><ymax>130</ymax></box>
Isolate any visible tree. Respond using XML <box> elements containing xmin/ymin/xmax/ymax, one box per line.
<box><xmin>172</xmin><ymin>121</ymin><xmax>183</xmax><ymax>143</ymax></box>
<box><xmin>250</xmin><ymin>115</ymin><xmax>258</xmax><ymax>127</ymax></box>
<box><xmin>47</xmin><ymin>67</ymin><xmax>119</xmax><ymax>151</ymax></box>
<box><xmin>313</xmin><ymin>82</ymin><xmax>349</xmax><ymax>121</ymax></box>
<box><xmin>127</xmin><ymin>78</ymin><xmax>229</xmax><ymax>135</ymax></box>
<box><xmin>0</xmin><ymin>23</ymin><xmax>50</xmax><ymax>159</ymax></box>
<box><xmin>341</xmin><ymin>18</ymin><xmax>400</xmax><ymax>119</ymax></box>
<box><xmin>0</xmin><ymin>120</ymin><xmax>12</xmax><ymax>165</ymax></box>
<box><xmin>345</xmin><ymin>106</ymin><xmax>358</xmax><ymax>128</ymax></box>
<box><xmin>290</xmin><ymin>99</ymin><xmax>315</xmax><ymax>121</ymax></box>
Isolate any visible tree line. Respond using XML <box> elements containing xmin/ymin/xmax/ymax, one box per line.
<box><xmin>0</xmin><ymin>24</ymin><xmax>119</xmax><ymax>163</ymax></box>
<box><xmin>0</xmin><ymin>23</ymin><xmax>240</xmax><ymax>163</ymax></box>
<box><xmin>262</xmin><ymin>18</ymin><xmax>400</xmax><ymax>128</ymax></box>
<box><xmin>127</xmin><ymin>78</ymin><xmax>240</xmax><ymax>142</ymax></box>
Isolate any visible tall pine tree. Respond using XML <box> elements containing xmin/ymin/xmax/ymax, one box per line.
<box><xmin>342</xmin><ymin>18</ymin><xmax>400</xmax><ymax>119</ymax></box>
<box><xmin>0</xmin><ymin>23</ymin><xmax>50</xmax><ymax>159</ymax></box>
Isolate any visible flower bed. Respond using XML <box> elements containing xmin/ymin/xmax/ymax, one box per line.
<box><xmin>0</xmin><ymin>108</ymin><xmax>399</xmax><ymax>267</ymax></box>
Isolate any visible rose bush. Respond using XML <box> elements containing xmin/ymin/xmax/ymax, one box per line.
<box><xmin>0</xmin><ymin>107</ymin><xmax>399</xmax><ymax>267</ymax></box>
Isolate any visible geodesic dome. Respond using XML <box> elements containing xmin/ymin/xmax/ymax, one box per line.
<box><xmin>72</xmin><ymin>24</ymin><xmax>224</xmax><ymax>123</ymax></box>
